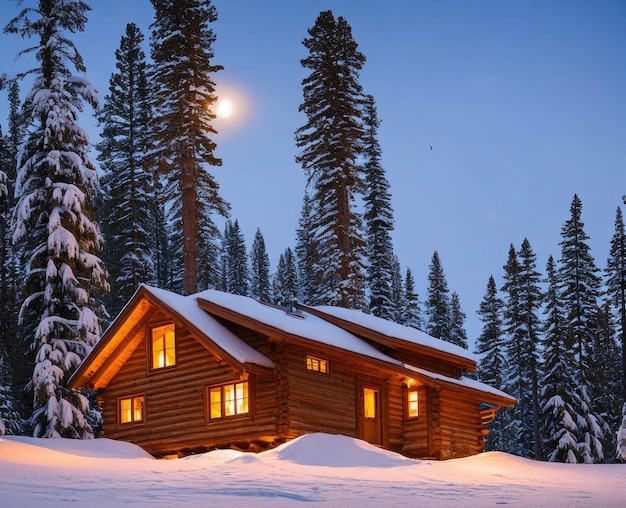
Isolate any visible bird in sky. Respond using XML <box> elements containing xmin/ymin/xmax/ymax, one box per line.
<box><xmin>429</xmin><ymin>144</ymin><xmax>433</xmax><ymax>150</ymax></box>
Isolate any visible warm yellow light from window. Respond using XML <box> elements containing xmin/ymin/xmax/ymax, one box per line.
<box><xmin>217</xmin><ymin>98</ymin><xmax>233</xmax><ymax>118</ymax></box>
<box><xmin>407</xmin><ymin>390</ymin><xmax>419</xmax><ymax>418</ymax></box>
<box><xmin>120</xmin><ymin>395</ymin><xmax>144</xmax><ymax>424</ymax></box>
<box><xmin>364</xmin><ymin>388</ymin><xmax>377</xmax><ymax>419</ymax></box>
<box><xmin>306</xmin><ymin>355</ymin><xmax>328</xmax><ymax>373</ymax></box>
<box><xmin>152</xmin><ymin>324</ymin><xmax>175</xmax><ymax>369</ymax></box>
<box><xmin>209</xmin><ymin>382</ymin><xmax>248</xmax><ymax>420</ymax></box>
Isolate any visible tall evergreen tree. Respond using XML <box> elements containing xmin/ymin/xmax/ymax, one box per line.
<box><xmin>516</xmin><ymin>238</ymin><xmax>544</xmax><ymax>459</ymax></box>
<box><xmin>448</xmin><ymin>291</ymin><xmax>468</xmax><ymax>349</ymax></box>
<box><xmin>500</xmin><ymin>244</ymin><xmax>525</xmax><ymax>455</ymax></box>
<box><xmin>540</xmin><ymin>255</ymin><xmax>579</xmax><ymax>462</ymax></box>
<box><xmin>390</xmin><ymin>255</ymin><xmax>404</xmax><ymax>323</ymax></box>
<box><xmin>97</xmin><ymin>23</ymin><xmax>154</xmax><ymax>316</ymax></box>
<box><xmin>425</xmin><ymin>251</ymin><xmax>451</xmax><ymax>341</ymax></box>
<box><xmin>557</xmin><ymin>194</ymin><xmax>606</xmax><ymax>463</ymax></box>
<box><xmin>295</xmin><ymin>10</ymin><xmax>367</xmax><ymax>309</ymax></box>
<box><xmin>606</xmin><ymin>206</ymin><xmax>626</xmax><ymax>400</ymax></box>
<box><xmin>362</xmin><ymin>94</ymin><xmax>394</xmax><ymax>319</ymax></box>
<box><xmin>272</xmin><ymin>247</ymin><xmax>299</xmax><ymax>305</ymax></box>
<box><xmin>250</xmin><ymin>228</ymin><xmax>271</xmax><ymax>301</ymax></box>
<box><xmin>295</xmin><ymin>191</ymin><xmax>316</xmax><ymax>303</ymax></box>
<box><xmin>5</xmin><ymin>0</ymin><xmax>108</xmax><ymax>438</ymax></box>
<box><xmin>0</xmin><ymin>80</ymin><xmax>27</xmax><ymax>415</ymax></box>
<box><xmin>475</xmin><ymin>275</ymin><xmax>506</xmax><ymax>451</ymax></box>
<box><xmin>402</xmin><ymin>267</ymin><xmax>423</xmax><ymax>329</ymax></box>
<box><xmin>222</xmin><ymin>219</ymin><xmax>248</xmax><ymax>296</ymax></box>
<box><xmin>149</xmin><ymin>0</ymin><xmax>228</xmax><ymax>295</ymax></box>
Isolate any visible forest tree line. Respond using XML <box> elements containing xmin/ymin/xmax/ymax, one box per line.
<box><xmin>0</xmin><ymin>1</ymin><xmax>625</xmax><ymax>464</ymax></box>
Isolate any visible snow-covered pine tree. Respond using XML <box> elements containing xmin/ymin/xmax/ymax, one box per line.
<box><xmin>475</xmin><ymin>275</ymin><xmax>507</xmax><ymax>451</ymax></box>
<box><xmin>424</xmin><ymin>251</ymin><xmax>451</xmax><ymax>341</ymax></box>
<box><xmin>149</xmin><ymin>0</ymin><xmax>229</xmax><ymax>295</ymax></box>
<box><xmin>222</xmin><ymin>220</ymin><xmax>248</xmax><ymax>296</ymax></box>
<box><xmin>617</xmin><ymin>403</ymin><xmax>626</xmax><ymax>461</ymax></box>
<box><xmin>402</xmin><ymin>267</ymin><xmax>423</xmax><ymax>329</ymax></box>
<box><xmin>362</xmin><ymin>94</ymin><xmax>395</xmax><ymax>320</ymax></box>
<box><xmin>250</xmin><ymin>228</ymin><xmax>271</xmax><ymax>302</ymax></box>
<box><xmin>0</xmin><ymin>81</ymin><xmax>28</xmax><ymax>414</ymax></box>
<box><xmin>295</xmin><ymin>10</ymin><xmax>367</xmax><ymax>310</ymax></box>
<box><xmin>448</xmin><ymin>291</ymin><xmax>468</xmax><ymax>349</ymax></box>
<box><xmin>295</xmin><ymin>191</ymin><xmax>317</xmax><ymax>303</ymax></box>
<box><xmin>5</xmin><ymin>0</ymin><xmax>108</xmax><ymax>438</ymax></box>
<box><xmin>516</xmin><ymin>238</ymin><xmax>544</xmax><ymax>459</ymax></box>
<box><xmin>272</xmin><ymin>247</ymin><xmax>299</xmax><ymax>306</ymax></box>
<box><xmin>606</xmin><ymin>206</ymin><xmax>626</xmax><ymax>401</ymax></box>
<box><xmin>390</xmin><ymin>255</ymin><xmax>404</xmax><ymax>323</ymax></box>
<box><xmin>0</xmin><ymin>354</ymin><xmax>22</xmax><ymax>435</ymax></box>
<box><xmin>97</xmin><ymin>23</ymin><xmax>154</xmax><ymax>317</ymax></box>
<box><xmin>540</xmin><ymin>255</ymin><xmax>579</xmax><ymax>462</ymax></box>
<box><xmin>558</xmin><ymin>194</ymin><xmax>607</xmax><ymax>463</ymax></box>
<box><xmin>589</xmin><ymin>300</ymin><xmax>621</xmax><ymax>448</ymax></box>
<box><xmin>500</xmin><ymin>244</ymin><xmax>525</xmax><ymax>455</ymax></box>
<box><xmin>196</xmin><ymin>215</ymin><xmax>222</xmax><ymax>291</ymax></box>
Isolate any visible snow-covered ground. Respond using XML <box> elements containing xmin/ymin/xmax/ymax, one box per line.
<box><xmin>1</xmin><ymin>433</ymin><xmax>624</xmax><ymax>507</ymax></box>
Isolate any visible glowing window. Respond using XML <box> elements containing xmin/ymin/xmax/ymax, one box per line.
<box><xmin>364</xmin><ymin>388</ymin><xmax>378</xmax><ymax>419</ymax></box>
<box><xmin>306</xmin><ymin>355</ymin><xmax>328</xmax><ymax>374</ymax></box>
<box><xmin>406</xmin><ymin>389</ymin><xmax>419</xmax><ymax>418</ymax></box>
<box><xmin>151</xmin><ymin>323</ymin><xmax>175</xmax><ymax>369</ymax></box>
<box><xmin>208</xmin><ymin>381</ymin><xmax>249</xmax><ymax>420</ymax></box>
<box><xmin>119</xmin><ymin>395</ymin><xmax>144</xmax><ymax>424</ymax></box>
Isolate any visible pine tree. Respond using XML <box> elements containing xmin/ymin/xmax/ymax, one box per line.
<box><xmin>295</xmin><ymin>10</ymin><xmax>367</xmax><ymax>309</ymax></box>
<box><xmin>402</xmin><ymin>267</ymin><xmax>423</xmax><ymax>329</ymax></box>
<box><xmin>617</xmin><ymin>403</ymin><xmax>626</xmax><ymax>461</ymax></box>
<box><xmin>97</xmin><ymin>23</ymin><xmax>154</xmax><ymax>316</ymax></box>
<box><xmin>425</xmin><ymin>251</ymin><xmax>451</xmax><ymax>341</ymax></box>
<box><xmin>390</xmin><ymin>255</ymin><xmax>404</xmax><ymax>323</ymax></box>
<box><xmin>516</xmin><ymin>238</ymin><xmax>544</xmax><ymax>459</ymax></box>
<box><xmin>295</xmin><ymin>191</ymin><xmax>316</xmax><ymax>303</ymax></box>
<box><xmin>149</xmin><ymin>0</ymin><xmax>229</xmax><ymax>295</ymax></box>
<box><xmin>222</xmin><ymin>220</ymin><xmax>248</xmax><ymax>296</ymax></box>
<box><xmin>250</xmin><ymin>228</ymin><xmax>271</xmax><ymax>301</ymax></box>
<box><xmin>540</xmin><ymin>255</ymin><xmax>579</xmax><ymax>462</ymax></box>
<box><xmin>1</xmin><ymin>80</ymin><xmax>28</xmax><ymax>415</ymax></box>
<box><xmin>606</xmin><ymin>206</ymin><xmax>626</xmax><ymax>401</ymax></box>
<box><xmin>558</xmin><ymin>194</ymin><xmax>606</xmax><ymax>463</ymax></box>
<box><xmin>448</xmin><ymin>291</ymin><xmax>468</xmax><ymax>349</ymax></box>
<box><xmin>475</xmin><ymin>275</ymin><xmax>506</xmax><ymax>451</ymax></box>
<box><xmin>272</xmin><ymin>247</ymin><xmax>299</xmax><ymax>305</ymax></box>
<box><xmin>5</xmin><ymin>0</ymin><xmax>108</xmax><ymax>438</ymax></box>
<box><xmin>362</xmin><ymin>94</ymin><xmax>395</xmax><ymax>319</ymax></box>
<box><xmin>500</xmin><ymin>244</ymin><xmax>524</xmax><ymax>455</ymax></box>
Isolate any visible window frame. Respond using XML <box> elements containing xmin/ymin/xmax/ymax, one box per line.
<box><xmin>306</xmin><ymin>354</ymin><xmax>329</xmax><ymax>374</ymax></box>
<box><xmin>206</xmin><ymin>379</ymin><xmax>252</xmax><ymax>423</ymax></box>
<box><xmin>148</xmin><ymin>322</ymin><xmax>177</xmax><ymax>371</ymax></box>
<box><xmin>118</xmin><ymin>393</ymin><xmax>145</xmax><ymax>426</ymax></box>
<box><xmin>404</xmin><ymin>386</ymin><xmax>420</xmax><ymax>420</ymax></box>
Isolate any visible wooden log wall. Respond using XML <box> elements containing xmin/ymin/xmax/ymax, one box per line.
<box><xmin>400</xmin><ymin>385</ymin><xmax>430</xmax><ymax>458</ymax></box>
<box><xmin>434</xmin><ymin>388</ymin><xmax>485</xmax><ymax>459</ymax></box>
<box><xmin>100</xmin><ymin>311</ymin><xmax>279</xmax><ymax>457</ymax></box>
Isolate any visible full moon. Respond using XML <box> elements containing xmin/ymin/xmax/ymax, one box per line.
<box><xmin>216</xmin><ymin>98</ymin><xmax>234</xmax><ymax>118</ymax></box>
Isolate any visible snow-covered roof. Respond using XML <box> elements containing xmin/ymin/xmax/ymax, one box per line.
<box><xmin>142</xmin><ymin>285</ymin><xmax>274</xmax><ymax>369</ymax></box>
<box><xmin>313</xmin><ymin>305</ymin><xmax>475</xmax><ymax>362</ymax></box>
<box><xmin>195</xmin><ymin>290</ymin><xmax>515</xmax><ymax>404</ymax></box>
<box><xmin>195</xmin><ymin>289</ymin><xmax>400</xmax><ymax>365</ymax></box>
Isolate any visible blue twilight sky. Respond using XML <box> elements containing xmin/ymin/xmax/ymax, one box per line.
<box><xmin>1</xmin><ymin>0</ymin><xmax>625</xmax><ymax>344</ymax></box>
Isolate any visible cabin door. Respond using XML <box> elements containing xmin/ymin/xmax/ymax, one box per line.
<box><xmin>360</xmin><ymin>385</ymin><xmax>383</xmax><ymax>446</ymax></box>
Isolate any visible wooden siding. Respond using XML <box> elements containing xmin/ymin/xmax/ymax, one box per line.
<box><xmin>100</xmin><ymin>312</ymin><xmax>278</xmax><ymax>457</ymax></box>
<box><xmin>431</xmin><ymin>388</ymin><xmax>486</xmax><ymax>459</ymax></box>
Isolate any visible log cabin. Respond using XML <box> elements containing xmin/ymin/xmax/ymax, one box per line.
<box><xmin>68</xmin><ymin>285</ymin><xmax>516</xmax><ymax>459</ymax></box>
